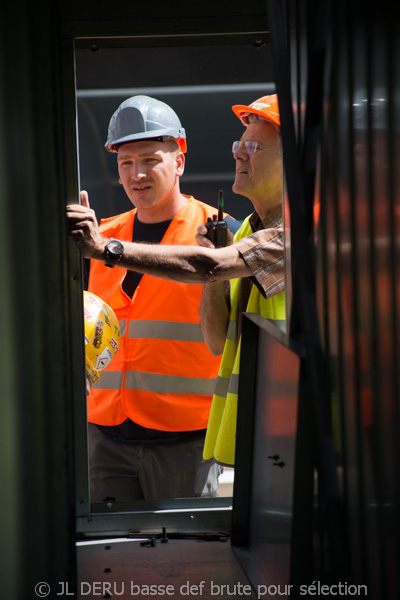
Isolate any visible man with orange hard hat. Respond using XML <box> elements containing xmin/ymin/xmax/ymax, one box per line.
<box><xmin>67</xmin><ymin>93</ymin><xmax>286</xmax><ymax>470</ymax></box>
<box><xmin>200</xmin><ymin>94</ymin><xmax>285</xmax><ymax>466</ymax></box>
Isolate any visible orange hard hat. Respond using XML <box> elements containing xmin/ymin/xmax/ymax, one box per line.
<box><xmin>232</xmin><ymin>94</ymin><xmax>280</xmax><ymax>128</ymax></box>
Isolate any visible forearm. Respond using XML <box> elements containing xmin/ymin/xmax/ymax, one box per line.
<box><xmin>115</xmin><ymin>241</ymin><xmax>229</xmax><ymax>284</ymax></box>
<box><xmin>200</xmin><ymin>282</ymin><xmax>229</xmax><ymax>356</ymax></box>
<box><xmin>66</xmin><ymin>202</ymin><xmax>251</xmax><ymax>283</ymax></box>
<box><xmin>75</xmin><ymin>231</ymin><xmax>250</xmax><ymax>284</ymax></box>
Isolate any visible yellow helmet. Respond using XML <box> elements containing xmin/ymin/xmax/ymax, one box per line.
<box><xmin>83</xmin><ymin>291</ymin><xmax>121</xmax><ymax>384</ymax></box>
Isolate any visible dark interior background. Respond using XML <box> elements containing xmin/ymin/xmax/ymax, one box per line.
<box><xmin>75</xmin><ymin>42</ymin><xmax>276</xmax><ymax>223</ymax></box>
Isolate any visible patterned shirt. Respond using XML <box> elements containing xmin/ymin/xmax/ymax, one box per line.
<box><xmin>234</xmin><ymin>204</ymin><xmax>285</xmax><ymax>298</ymax></box>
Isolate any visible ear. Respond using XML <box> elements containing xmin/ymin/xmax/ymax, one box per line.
<box><xmin>175</xmin><ymin>151</ymin><xmax>185</xmax><ymax>177</ymax></box>
<box><xmin>119</xmin><ymin>177</ymin><xmax>122</xmax><ymax>184</ymax></box>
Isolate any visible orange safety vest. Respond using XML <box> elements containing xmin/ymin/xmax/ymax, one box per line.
<box><xmin>87</xmin><ymin>196</ymin><xmax>223</xmax><ymax>431</ymax></box>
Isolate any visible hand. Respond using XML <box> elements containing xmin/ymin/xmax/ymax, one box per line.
<box><xmin>195</xmin><ymin>224</ymin><xmax>234</xmax><ymax>248</ymax></box>
<box><xmin>66</xmin><ymin>190</ymin><xmax>107</xmax><ymax>259</ymax></box>
<box><xmin>195</xmin><ymin>224</ymin><xmax>215</xmax><ymax>248</ymax></box>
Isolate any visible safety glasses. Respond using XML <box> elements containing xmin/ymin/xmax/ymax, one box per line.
<box><xmin>232</xmin><ymin>140</ymin><xmax>267</xmax><ymax>154</ymax></box>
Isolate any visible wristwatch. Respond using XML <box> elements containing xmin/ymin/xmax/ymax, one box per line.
<box><xmin>104</xmin><ymin>238</ymin><xmax>124</xmax><ymax>268</ymax></box>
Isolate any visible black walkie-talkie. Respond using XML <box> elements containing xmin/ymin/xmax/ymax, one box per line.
<box><xmin>204</xmin><ymin>190</ymin><xmax>228</xmax><ymax>247</ymax></box>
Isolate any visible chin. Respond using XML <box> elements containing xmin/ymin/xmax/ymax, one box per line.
<box><xmin>233</xmin><ymin>182</ymin><xmax>247</xmax><ymax>196</ymax></box>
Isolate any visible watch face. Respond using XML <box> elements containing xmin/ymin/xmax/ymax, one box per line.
<box><xmin>108</xmin><ymin>239</ymin><xmax>124</xmax><ymax>256</ymax></box>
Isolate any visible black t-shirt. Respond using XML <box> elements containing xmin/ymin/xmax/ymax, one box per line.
<box><xmin>88</xmin><ymin>215</ymin><xmax>206</xmax><ymax>445</ymax></box>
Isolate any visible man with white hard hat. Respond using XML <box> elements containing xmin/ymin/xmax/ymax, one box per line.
<box><xmin>75</xmin><ymin>95</ymin><xmax>237</xmax><ymax>502</ymax></box>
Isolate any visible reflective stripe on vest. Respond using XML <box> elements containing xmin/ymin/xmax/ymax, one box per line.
<box><xmin>93</xmin><ymin>371</ymin><xmax>123</xmax><ymax>390</ymax></box>
<box><xmin>94</xmin><ymin>370</ymin><xmax>216</xmax><ymax>396</ymax></box>
<box><xmin>226</xmin><ymin>320</ymin><xmax>238</xmax><ymax>341</ymax></box>
<box><xmin>125</xmin><ymin>372</ymin><xmax>216</xmax><ymax>395</ymax></box>
<box><xmin>203</xmin><ymin>215</ymin><xmax>286</xmax><ymax>466</ymax></box>
<box><xmin>129</xmin><ymin>320</ymin><xmax>204</xmax><ymax>342</ymax></box>
<box><xmin>119</xmin><ymin>320</ymin><xmax>127</xmax><ymax>337</ymax></box>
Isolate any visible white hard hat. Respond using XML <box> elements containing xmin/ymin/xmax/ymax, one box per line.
<box><xmin>105</xmin><ymin>95</ymin><xmax>187</xmax><ymax>153</ymax></box>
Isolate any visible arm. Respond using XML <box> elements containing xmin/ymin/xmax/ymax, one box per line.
<box><xmin>200</xmin><ymin>281</ymin><xmax>229</xmax><ymax>356</ymax></box>
<box><xmin>194</xmin><ymin>223</ymin><xmax>231</xmax><ymax>356</ymax></box>
<box><xmin>66</xmin><ymin>192</ymin><xmax>251</xmax><ymax>284</ymax></box>
<box><xmin>198</xmin><ymin>219</ymin><xmax>286</xmax><ymax>355</ymax></box>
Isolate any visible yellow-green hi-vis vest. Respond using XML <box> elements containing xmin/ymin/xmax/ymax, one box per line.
<box><xmin>203</xmin><ymin>216</ymin><xmax>286</xmax><ymax>466</ymax></box>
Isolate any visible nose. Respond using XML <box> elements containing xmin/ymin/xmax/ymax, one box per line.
<box><xmin>129</xmin><ymin>163</ymin><xmax>147</xmax><ymax>181</ymax></box>
<box><xmin>233</xmin><ymin>142</ymin><xmax>248</xmax><ymax>161</ymax></box>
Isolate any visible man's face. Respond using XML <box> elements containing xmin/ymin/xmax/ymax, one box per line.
<box><xmin>117</xmin><ymin>139</ymin><xmax>184</xmax><ymax>216</ymax></box>
<box><xmin>232</xmin><ymin>119</ymin><xmax>282</xmax><ymax>206</ymax></box>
